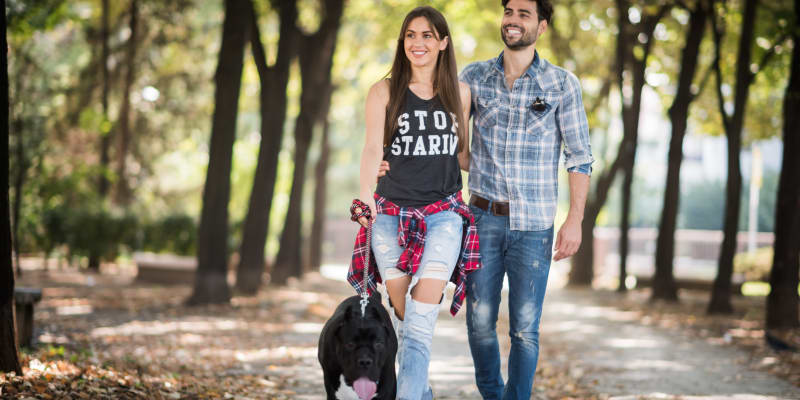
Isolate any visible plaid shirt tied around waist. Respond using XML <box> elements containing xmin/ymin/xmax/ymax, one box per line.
<box><xmin>347</xmin><ymin>191</ymin><xmax>481</xmax><ymax>316</ymax></box>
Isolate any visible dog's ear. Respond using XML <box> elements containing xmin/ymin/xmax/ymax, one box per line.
<box><xmin>369</xmin><ymin>291</ymin><xmax>382</xmax><ymax>302</ymax></box>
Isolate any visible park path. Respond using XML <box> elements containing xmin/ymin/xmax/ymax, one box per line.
<box><xmin>537</xmin><ymin>288</ymin><xmax>799</xmax><ymax>400</ymax></box>
<box><xmin>311</xmin><ymin>265</ymin><xmax>799</xmax><ymax>400</ymax></box>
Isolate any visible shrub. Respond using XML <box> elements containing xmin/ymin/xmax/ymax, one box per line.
<box><xmin>734</xmin><ymin>247</ymin><xmax>774</xmax><ymax>281</ymax></box>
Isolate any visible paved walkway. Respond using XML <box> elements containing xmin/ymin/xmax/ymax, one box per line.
<box><xmin>301</xmin><ymin>268</ymin><xmax>800</xmax><ymax>399</ymax></box>
<box><xmin>539</xmin><ymin>288</ymin><xmax>799</xmax><ymax>400</ymax></box>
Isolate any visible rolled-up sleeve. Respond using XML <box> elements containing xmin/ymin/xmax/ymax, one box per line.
<box><xmin>558</xmin><ymin>72</ymin><xmax>594</xmax><ymax>173</ymax></box>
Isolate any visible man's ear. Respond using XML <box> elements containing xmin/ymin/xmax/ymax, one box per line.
<box><xmin>538</xmin><ymin>20</ymin><xmax>548</xmax><ymax>36</ymax></box>
<box><xmin>439</xmin><ymin>36</ymin><xmax>449</xmax><ymax>52</ymax></box>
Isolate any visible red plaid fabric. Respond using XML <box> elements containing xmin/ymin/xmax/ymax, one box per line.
<box><xmin>348</xmin><ymin>191</ymin><xmax>481</xmax><ymax>316</ymax></box>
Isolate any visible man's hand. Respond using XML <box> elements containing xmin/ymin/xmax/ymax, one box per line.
<box><xmin>376</xmin><ymin>161</ymin><xmax>390</xmax><ymax>183</ymax></box>
<box><xmin>553</xmin><ymin>217</ymin><xmax>582</xmax><ymax>261</ymax></box>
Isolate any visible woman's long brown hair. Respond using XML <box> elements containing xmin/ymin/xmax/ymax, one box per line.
<box><xmin>383</xmin><ymin>7</ymin><xmax>465</xmax><ymax>152</ymax></box>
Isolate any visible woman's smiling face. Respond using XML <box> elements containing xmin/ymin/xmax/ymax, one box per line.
<box><xmin>403</xmin><ymin>16</ymin><xmax>448</xmax><ymax>69</ymax></box>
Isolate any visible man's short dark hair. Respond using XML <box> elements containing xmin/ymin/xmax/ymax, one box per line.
<box><xmin>502</xmin><ymin>0</ymin><xmax>553</xmax><ymax>24</ymax></box>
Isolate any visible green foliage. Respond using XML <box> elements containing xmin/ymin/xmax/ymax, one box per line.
<box><xmin>734</xmin><ymin>246</ymin><xmax>773</xmax><ymax>281</ymax></box>
<box><xmin>63</xmin><ymin>205</ymin><xmax>139</xmax><ymax>263</ymax></box>
<box><xmin>140</xmin><ymin>214</ymin><xmax>198</xmax><ymax>256</ymax></box>
<box><xmin>7</xmin><ymin>0</ymin><xmax>792</xmax><ymax>267</ymax></box>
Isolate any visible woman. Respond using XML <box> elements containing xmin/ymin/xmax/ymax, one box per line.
<box><xmin>347</xmin><ymin>6</ymin><xmax>480</xmax><ymax>400</ymax></box>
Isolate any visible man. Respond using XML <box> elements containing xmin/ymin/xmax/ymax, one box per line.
<box><xmin>458</xmin><ymin>0</ymin><xmax>593</xmax><ymax>398</ymax></box>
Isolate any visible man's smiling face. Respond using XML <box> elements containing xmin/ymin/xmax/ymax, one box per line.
<box><xmin>501</xmin><ymin>0</ymin><xmax>547</xmax><ymax>51</ymax></box>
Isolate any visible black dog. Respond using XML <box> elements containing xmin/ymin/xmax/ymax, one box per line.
<box><xmin>318</xmin><ymin>292</ymin><xmax>397</xmax><ymax>399</ymax></box>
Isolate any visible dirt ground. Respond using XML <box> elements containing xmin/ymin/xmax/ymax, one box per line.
<box><xmin>1</xmin><ymin>262</ymin><xmax>799</xmax><ymax>399</ymax></box>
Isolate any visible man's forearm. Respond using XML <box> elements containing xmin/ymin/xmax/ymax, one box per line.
<box><xmin>566</xmin><ymin>172</ymin><xmax>590</xmax><ymax>222</ymax></box>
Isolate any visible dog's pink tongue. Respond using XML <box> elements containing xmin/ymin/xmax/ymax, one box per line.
<box><xmin>352</xmin><ymin>377</ymin><xmax>377</xmax><ymax>400</ymax></box>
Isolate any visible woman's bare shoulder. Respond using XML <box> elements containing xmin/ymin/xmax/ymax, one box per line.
<box><xmin>368</xmin><ymin>79</ymin><xmax>391</xmax><ymax>103</ymax></box>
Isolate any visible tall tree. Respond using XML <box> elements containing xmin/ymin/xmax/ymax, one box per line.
<box><xmin>235</xmin><ymin>0</ymin><xmax>298</xmax><ymax>294</ymax></box>
<box><xmin>98</xmin><ymin>0</ymin><xmax>111</xmax><ymax>198</ymax></box>
<box><xmin>10</xmin><ymin>54</ymin><xmax>29</xmax><ymax>278</ymax></box>
<box><xmin>652</xmin><ymin>0</ymin><xmax>710</xmax><ymax>300</ymax></box>
<box><xmin>308</xmin><ymin>84</ymin><xmax>335</xmax><ymax>272</ymax></box>
<box><xmin>766</xmin><ymin>0</ymin><xmax>800</xmax><ymax>329</ymax></box>
<box><xmin>1</xmin><ymin>0</ymin><xmax>23</xmax><ymax>374</ymax></box>
<box><xmin>570</xmin><ymin>1</ymin><xmax>670</xmax><ymax>286</ymax></box>
<box><xmin>271</xmin><ymin>0</ymin><xmax>344</xmax><ymax>285</ymax></box>
<box><xmin>88</xmin><ymin>0</ymin><xmax>112</xmax><ymax>271</ymax></box>
<box><xmin>188</xmin><ymin>0</ymin><xmax>251</xmax><ymax>305</ymax></box>
<box><xmin>114</xmin><ymin>0</ymin><xmax>139</xmax><ymax>205</ymax></box>
<box><xmin>708</xmin><ymin>0</ymin><xmax>758</xmax><ymax>314</ymax></box>
<box><xmin>616</xmin><ymin>0</ymin><xmax>671</xmax><ymax>292</ymax></box>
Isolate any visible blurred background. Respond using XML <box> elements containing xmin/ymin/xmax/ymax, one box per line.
<box><xmin>7</xmin><ymin>0</ymin><xmax>795</xmax><ymax>303</ymax></box>
<box><xmin>3</xmin><ymin>0</ymin><xmax>799</xmax><ymax>397</ymax></box>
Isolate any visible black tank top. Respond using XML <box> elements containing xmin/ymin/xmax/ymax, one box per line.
<box><xmin>375</xmin><ymin>88</ymin><xmax>462</xmax><ymax>207</ymax></box>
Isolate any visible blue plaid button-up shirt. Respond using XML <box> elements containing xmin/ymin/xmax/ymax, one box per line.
<box><xmin>460</xmin><ymin>51</ymin><xmax>594</xmax><ymax>231</ymax></box>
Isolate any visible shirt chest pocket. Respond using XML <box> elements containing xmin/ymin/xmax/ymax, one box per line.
<box><xmin>525</xmin><ymin>91</ymin><xmax>562</xmax><ymax>136</ymax></box>
<box><xmin>475</xmin><ymin>96</ymin><xmax>502</xmax><ymax>128</ymax></box>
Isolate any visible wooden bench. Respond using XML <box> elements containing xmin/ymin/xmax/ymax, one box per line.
<box><xmin>14</xmin><ymin>287</ymin><xmax>42</xmax><ymax>347</ymax></box>
<box><xmin>134</xmin><ymin>252</ymin><xmax>197</xmax><ymax>285</ymax></box>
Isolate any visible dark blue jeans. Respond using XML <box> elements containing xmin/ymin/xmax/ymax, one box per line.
<box><xmin>466</xmin><ymin>204</ymin><xmax>553</xmax><ymax>400</ymax></box>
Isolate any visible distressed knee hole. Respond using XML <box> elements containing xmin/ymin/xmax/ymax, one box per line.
<box><xmin>419</xmin><ymin>262</ymin><xmax>451</xmax><ymax>281</ymax></box>
<box><xmin>383</xmin><ymin>267</ymin><xmax>406</xmax><ymax>280</ymax></box>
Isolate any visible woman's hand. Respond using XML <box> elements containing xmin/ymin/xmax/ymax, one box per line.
<box><xmin>376</xmin><ymin>161</ymin><xmax>390</xmax><ymax>181</ymax></box>
<box><xmin>357</xmin><ymin>193</ymin><xmax>377</xmax><ymax>228</ymax></box>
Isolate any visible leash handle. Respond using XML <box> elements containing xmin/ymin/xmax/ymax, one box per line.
<box><xmin>351</xmin><ymin>198</ymin><xmax>373</xmax><ymax>318</ymax></box>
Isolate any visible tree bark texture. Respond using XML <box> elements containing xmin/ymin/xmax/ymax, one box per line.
<box><xmin>708</xmin><ymin>0</ymin><xmax>757</xmax><ymax>314</ymax></box>
<box><xmin>271</xmin><ymin>0</ymin><xmax>344</xmax><ymax>285</ymax></box>
<box><xmin>114</xmin><ymin>0</ymin><xmax>139</xmax><ymax>205</ymax></box>
<box><xmin>569</xmin><ymin>0</ymin><xmax>668</xmax><ymax>287</ymax></box>
<box><xmin>766</xmin><ymin>0</ymin><xmax>800</xmax><ymax>329</ymax></box>
<box><xmin>188</xmin><ymin>0</ymin><xmax>251</xmax><ymax>305</ymax></box>
<box><xmin>1</xmin><ymin>0</ymin><xmax>23</xmax><ymax>373</ymax></box>
<box><xmin>652</xmin><ymin>1</ymin><xmax>708</xmax><ymax>301</ymax></box>
<box><xmin>89</xmin><ymin>0</ymin><xmax>112</xmax><ymax>271</ymax></box>
<box><xmin>309</xmin><ymin>85</ymin><xmax>334</xmax><ymax>273</ymax></box>
<box><xmin>235</xmin><ymin>0</ymin><xmax>298</xmax><ymax>294</ymax></box>
<box><xmin>617</xmin><ymin>0</ymin><xmax>670</xmax><ymax>293</ymax></box>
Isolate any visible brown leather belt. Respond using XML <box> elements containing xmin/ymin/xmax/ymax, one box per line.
<box><xmin>469</xmin><ymin>194</ymin><xmax>510</xmax><ymax>216</ymax></box>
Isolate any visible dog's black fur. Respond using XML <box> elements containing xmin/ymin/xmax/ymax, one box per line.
<box><xmin>318</xmin><ymin>292</ymin><xmax>397</xmax><ymax>399</ymax></box>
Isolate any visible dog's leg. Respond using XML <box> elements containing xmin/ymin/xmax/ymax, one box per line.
<box><xmin>376</xmin><ymin>359</ymin><xmax>397</xmax><ymax>399</ymax></box>
<box><xmin>323</xmin><ymin>371</ymin><xmax>340</xmax><ymax>400</ymax></box>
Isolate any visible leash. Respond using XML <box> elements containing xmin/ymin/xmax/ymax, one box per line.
<box><xmin>350</xmin><ymin>199</ymin><xmax>373</xmax><ymax>318</ymax></box>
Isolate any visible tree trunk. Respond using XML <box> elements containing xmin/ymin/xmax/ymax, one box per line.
<box><xmin>570</xmin><ymin>0</ymin><xmax>667</xmax><ymax>288</ymax></box>
<box><xmin>235</xmin><ymin>0</ymin><xmax>298</xmax><ymax>294</ymax></box>
<box><xmin>308</xmin><ymin>85</ymin><xmax>334</xmax><ymax>272</ymax></box>
<box><xmin>89</xmin><ymin>0</ymin><xmax>112</xmax><ymax>272</ymax></box>
<box><xmin>272</xmin><ymin>113</ymin><xmax>314</xmax><ymax>284</ymax></box>
<box><xmin>616</xmin><ymin>0</ymin><xmax>668</xmax><ymax>292</ymax></box>
<box><xmin>708</xmin><ymin>0</ymin><xmax>757</xmax><ymax>314</ymax></box>
<box><xmin>570</xmin><ymin>136</ymin><xmax>625</xmax><ymax>285</ymax></box>
<box><xmin>0</xmin><ymin>0</ymin><xmax>22</xmax><ymax>373</ymax></box>
<box><xmin>766</xmin><ymin>0</ymin><xmax>800</xmax><ymax>329</ymax></box>
<box><xmin>98</xmin><ymin>0</ymin><xmax>111</xmax><ymax>199</ymax></box>
<box><xmin>271</xmin><ymin>0</ymin><xmax>344</xmax><ymax>285</ymax></box>
<box><xmin>11</xmin><ymin>108</ymin><xmax>24</xmax><ymax>278</ymax></box>
<box><xmin>652</xmin><ymin>1</ymin><xmax>708</xmax><ymax>301</ymax></box>
<box><xmin>188</xmin><ymin>0</ymin><xmax>251</xmax><ymax>305</ymax></box>
<box><xmin>114</xmin><ymin>0</ymin><xmax>139</xmax><ymax>205</ymax></box>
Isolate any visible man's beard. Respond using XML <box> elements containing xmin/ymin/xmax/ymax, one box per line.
<box><xmin>501</xmin><ymin>23</ymin><xmax>538</xmax><ymax>50</ymax></box>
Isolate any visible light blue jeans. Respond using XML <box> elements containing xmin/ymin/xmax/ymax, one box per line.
<box><xmin>371</xmin><ymin>211</ymin><xmax>463</xmax><ymax>400</ymax></box>
<box><xmin>466</xmin><ymin>204</ymin><xmax>553</xmax><ymax>400</ymax></box>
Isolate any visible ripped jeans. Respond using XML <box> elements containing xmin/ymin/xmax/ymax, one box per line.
<box><xmin>465</xmin><ymin>204</ymin><xmax>553</xmax><ymax>400</ymax></box>
<box><xmin>371</xmin><ymin>211</ymin><xmax>463</xmax><ymax>400</ymax></box>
